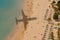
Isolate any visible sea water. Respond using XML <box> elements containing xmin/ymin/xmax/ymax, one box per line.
<box><xmin>0</xmin><ymin>0</ymin><xmax>23</xmax><ymax>40</ymax></box>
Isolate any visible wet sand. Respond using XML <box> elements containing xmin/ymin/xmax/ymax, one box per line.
<box><xmin>6</xmin><ymin>22</ymin><xmax>24</xmax><ymax>40</ymax></box>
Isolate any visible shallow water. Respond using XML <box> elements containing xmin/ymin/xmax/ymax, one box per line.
<box><xmin>0</xmin><ymin>0</ymin><xmax>23</xmax><ymax>40</ymax></box>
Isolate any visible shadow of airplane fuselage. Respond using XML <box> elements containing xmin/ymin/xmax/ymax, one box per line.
<box><xmin>16</xmin><ymin>10</ymin><xmax>37</xmax><ymax>30</ymax></box>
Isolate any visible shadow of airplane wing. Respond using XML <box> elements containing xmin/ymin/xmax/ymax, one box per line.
<box><xmin>21</xmin><ymin>9</ymin><xmax>25</xmax><ymax>16</ymax></box>
<box><xmin>27</xmin><ymin>17</ymin><xmax>37</xmax><ymax>21</ymax></box>
<box><xmin>23</xmin><ymin>17</ymin><xmax>37</xmax><ymax>30</ymax></box>
<box><xmin>24</xmin><ymin>22</ymin><xmax>27</xmax><ymax>30</ymax></box>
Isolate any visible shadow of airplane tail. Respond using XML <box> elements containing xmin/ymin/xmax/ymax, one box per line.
<box><xmin>16</xmin><ymin>17</ymin><xmax>18</xmax><ymax>24</ymax></box>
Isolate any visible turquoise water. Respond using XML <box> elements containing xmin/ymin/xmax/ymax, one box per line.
<box><xmin>0</xmin><ymin>0</ymin><xmax>23</xmax><ymax>40</ymax></box>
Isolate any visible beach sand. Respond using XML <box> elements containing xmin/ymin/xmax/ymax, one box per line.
<box><xmin>23</xmin><ymin>0</ymin><xmax>50</xmax><ymax>40</ymax></box>
<box><xmin>6</xmin><ymin>0</ymin><xmax>58</xmax><ymax>40</ymax></box>
<box><xmin>6</xmin><ymin>0</ymin><xmax>33</xmax><ymax>40</ymax></box>
<box><xmin>6</xmin><ymin>22</ymin><xmax>24</xmax><ymax>40</ymax></box>
<box><xmin>23</xmin><ymin>0</ymin><xmax>58</xmax><ymax>40</ymax></box>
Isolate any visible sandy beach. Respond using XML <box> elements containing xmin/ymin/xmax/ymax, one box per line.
<box><xmin>6</xmin><ymin>22</ymin><xmax>24</xmax><ymax>40</ymax></box>
<box><xmin>6</xmin><ymin>0</ymin><xmax>33</xmax><ymax>40</ymax></box>
<box><xmin>6</xmin><ymin>0</ymin><xmax>58</xmax><ymax>40</ymax></box>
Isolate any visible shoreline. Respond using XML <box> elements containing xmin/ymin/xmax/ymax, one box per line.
<box><xmin>5</xmin><ymin>0</ymin><xmax>58</xmax><ymax>40</ymax></box>
<box><xmin>5</xmin><ymin>0</ymin><xmax>33</xmax><ymax>40</ymax></box>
